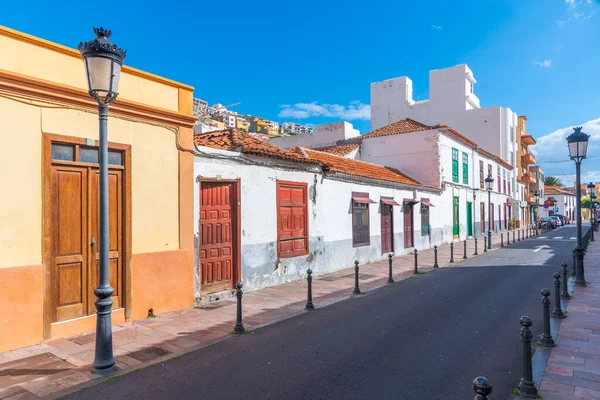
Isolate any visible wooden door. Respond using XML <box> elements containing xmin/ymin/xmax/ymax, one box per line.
<box><xmin>381</xmin><ymin>204</ymin><xmax>394</xmax><ymax>254</ymax></box>
<box><xmin>453</xmin><ymin>197</ymin><xmax>460</xmax><ymax>238</ymax></box>
<box><xmin>403</xmin><ymin>203</ymin><xmax>414</xmax><ymax>248</ymax></box>
<box><xmin>89</xmin><ymin>169</ymin><xmax>123</xmax><ymax>311</ymax></box>
<box><xmin>480</xmin><ymin>203</ymin><xmax>486</xmax><ymax>235</ymax></box>
<box><xmin>504</xmin><ymin>204</ymin><xmax>507</xmax><ymax>229</ymax></box>
<box><xmin>50</xmin><ymin>165</ymin><xmax>89</xmax><ymax>321</ymax></box>
<box><xmin>50</xmin><ymin>166</ymin><xmax>123</xmax><ymax>321</ymax></box>
<box><xmin>491</xmin><ymin>203</ymin><xmax>495</xmax><ymax>232</ymax></box>
<box><xmin>200</xmin><ymin>182</ymin><xmax>235</xmax><ymax>292</ymax></box>
<box><xmin>466</xmin><ymin>202</ymin><xmax>473</xmax><ymax>237</ymax></box>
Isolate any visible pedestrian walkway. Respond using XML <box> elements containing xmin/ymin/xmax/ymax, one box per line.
<box><xmin>538</xmin><ymin>240</ymin><xmax>600</xmax><ymax>399</ymax></box>
<box><xmin>0</xmin><ymin>229</ymin><xmax>519</xmax><ymax>399</ymax></box>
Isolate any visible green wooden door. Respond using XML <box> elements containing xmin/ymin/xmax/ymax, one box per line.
<box><xmin>453</xmin><ymin>197</ymin><xmax>460</xmax><ymax>237</ymax></box>
<box><xmin>466</xmin><ymin>202</ymin><xmax>473</xmax><ymax>237</ymax></box>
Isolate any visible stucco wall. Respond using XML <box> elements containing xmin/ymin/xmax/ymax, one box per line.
<box><xmin>360</xmin><ymin>129</ymin><xmax>440</xmax><ymax>187</ymax></box>
<box><xmin>194</xmin><ymin>149</ymin><xmax>447</xmax><ymax>295</ymax></box>
<box><xmin>270</xmin><ymin>122</ymin><xmax>359</xmax><ymax>150</ymax></box>
<box><xmin>0</xmin><ymin>96</ymin><xmax>180</xmax><ymax>269</ymax></box>
<box><xmin>0</xmin><ymin>30</ymin><xmax>180</xmax><ymax>112</ymax></box>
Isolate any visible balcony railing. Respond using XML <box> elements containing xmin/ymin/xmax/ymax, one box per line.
<box><xmin>521</xmin><ymin>134</ymin><xmax>536</xmax><ymax>146</ymax></box>
<box><xmin>522</xmin><ymin>174</ymin><xmax>537</xmax><ymax>185</ymax></box>
<box><xmin>521</xmin><ymin>152</ymin><xmax>536</xmax><ymax>165</ymax></box>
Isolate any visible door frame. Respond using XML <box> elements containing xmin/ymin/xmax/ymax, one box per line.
<box><xmin>198</xmin><ymin>178</ymin><xmax>242</xmax><ymax>291</ymax></box>
<box><xmin>42</xmin><ymin>133</ymin><xmax>132</xmax><ymax>339</ymax></box>
<box><xmin>380</xmin><ymin>203</ymin><xmax>394</xmax><ymax>254</ymax></box>
<box><xmin>453</xmin><ymin>196</ymin><xmax>460</xmax><ymax>238</ymax></box>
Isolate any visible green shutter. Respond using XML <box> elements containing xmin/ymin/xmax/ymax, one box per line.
<box><xmin>462</xmin><ymin>153</ymin><xmax>468</xmax><ymax>184</ymax></box>
<box><xmin>452</xmin><ymin>148</ymin><xmax>459</xmax><ymax>183</ymax></box>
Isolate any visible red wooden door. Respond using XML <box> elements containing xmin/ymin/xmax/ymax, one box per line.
<box><xmin>403</xmin><ymin>203</ymin><xmax>414</xmax><ymax>248</ymax></box>
<box><xmin>504</xmin><ymin>204</ymin><xmax>507</xmax><ymax>229</ymax></box>
<box><xmin>480</xmin><ymin>203</ymin><xmax>486</xmax><ymax>234</ymax></box>
<box><xmin>200</xmin><ymin>182</ymin><xmax>235</xmax><ymax>292</ymax></box>
<box><xmin>381</xmin><ymin>204</ymin><xmax>394</xmax><ymax>254</ymax></box>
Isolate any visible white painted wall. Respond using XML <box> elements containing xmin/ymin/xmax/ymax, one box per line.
<box><xmin>370</xmin><ymin>64</ymin><xmax>518</xmax><ymax>172</ymax></box>
<box><xmin>541</xmin><ymin>194</ymin><xmax>576</xmax><ymax>221</ymax></box>
<box><xmin>194</xmin><ymin>147</ymin><xmax>445</xmax><ymax>296</ymax></box>
<box><xmin>271</xmin><ymin>121</ymin><xmax>360</xmax><ymax>149</ymax></box>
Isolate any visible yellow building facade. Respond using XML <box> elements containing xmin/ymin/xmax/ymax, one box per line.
<box><xmin>0</xmin><ymin>26</ymin><xmax>197</xmax><ymax>352</ymax></box>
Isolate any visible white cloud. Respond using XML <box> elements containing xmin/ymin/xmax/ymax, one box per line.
<box><xmin>557</xmin><ymin>20</ymin><xmax>567</xmax><ymax>27</ymax></box>
<box><xmin>278</xmin><ymin>102</ymin><xmax>371</xmax><ymax>121</ymax></box>
<box><xmin>566</xmin><ymin>0</ymin><xmax>576</xmax><ymax>6</ymax></box>
<box><xmin>559</xmin><ymin>0</ymin><xmax>597</xmax><ymax>25</ymax></box>
<box><xmin>431</xmin><ymin>25</ymin><xmax>443</xmax><ymax>30</ymax></box>
<box><xmin>532</xmin><ymin>118</ymin><xmax>600</xmax><ymax>186</ymax></box>
<box><xmin>533</xmin><ymin>59</ymin><xmax>553</xmax><ymax>67</ymax></box>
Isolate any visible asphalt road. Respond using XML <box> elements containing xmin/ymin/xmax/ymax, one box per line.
<box><xmin>65</xmin><ymin>225</ymin><xmax>580</xmax><ymax>400</ymax></box>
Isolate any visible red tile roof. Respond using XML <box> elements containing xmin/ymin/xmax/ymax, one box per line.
<box><xmin>194</xmin><ymin>129</ymin><xmax>317</xmax><ymax>164</ymax></box>
<box><xmin>312</xmin><ymin>143</ymin><xmax>360</xmax><ymax>157</ymax></box>
<box><xmin>360</xmin><ymin>118</ymin><xmax>438</xmax><ymax>139</ymax></box>
<box><xmin>545</xmin><ymin>186</ymin><xmax>575</xmax><ymax>196</ymax></box>
<box><xmin>298</xmin><ymin>147</ymin><xmax>438</xmax><ymax>189</ymax></box>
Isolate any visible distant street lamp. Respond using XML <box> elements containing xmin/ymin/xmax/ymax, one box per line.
<box><xmin>534</xmin><ymin>191</ymin><xmax>540</xmax><ymax>224</ymax></box>
<box><xmin>589</xmin><ymin>183</ymin><xmax>596</xmax><ymax>242</ymax></box>
<box><xmin>567</xmin><ymin>127</ymin><xmax>590</xmax><ymax>286</ymax></box>
<box><xmin>78</xmin><ymin>27</ymin><xmax>126</xmax><ymax>373</ymax></box>
<box><xmin>485</xmin><ymin>174</ymin><xmax>494</xmax><ymax>249</ymax></box>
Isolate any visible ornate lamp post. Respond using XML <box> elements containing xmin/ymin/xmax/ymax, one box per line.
<box><xmin>78</xmin><ymin>27</ymin><xmax>126</xmax><ymax>373</ymax></box>
<box><xmin>589</xmin><ymin>184</ymin><xmax>596</xmax><ymax>241</ymax></box>
<box><xmin>567</xmin><ymin>127</ymin><xmax>590</xmax><ymax>287</ymax></box>
<box><xmin>485</xmin><ymin>174</ymin><xmax>494</xmax><ymax>249</ymax></box>
<box><xmin>534</xmin><ymin>191</ymin><xmax>540</xmax><ymax>224</ymax></box>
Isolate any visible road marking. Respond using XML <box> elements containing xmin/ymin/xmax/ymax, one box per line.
<box><xmin>570</xmin><ymin>237</ymin><xmax>577</xmax><ymax>240</ymax></box>
<box><xmin>538</xmin><ymin>236</ymin><xmax>548</xmax><ymax>239</ymax></box>
<box><xmin>554</xmin><ymin>237</ymin><xmax>563</xmax><ymax>240</ymax></box>
<box><xmin>533</xmin><ymin>245</ymin><xmax>550</xmax><ymax>252</ymax></box>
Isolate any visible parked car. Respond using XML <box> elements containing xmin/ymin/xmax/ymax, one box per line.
<box><xmin>550</xmin><ymin>216</ymin><xmax>562</xmax><ymax>227</ymax></box>
<box><xmin>538</xmin><ymin>217</ymin><xmax>556</xmax><ymax>230</ymax></box>
<box><xmin>553</xmin><ymin>214</ymin><xmax>568</xmax><ymax>225</ymax></box>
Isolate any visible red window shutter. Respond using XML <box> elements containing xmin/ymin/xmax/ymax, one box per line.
<box><xmin>277</xmin><ymin>181</ymin><xmax>308</xmax><ymax>258</ymax></box>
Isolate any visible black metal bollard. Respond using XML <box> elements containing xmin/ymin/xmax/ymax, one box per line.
<box><xmin>551</xmin><ymin>272</ymin><xmax>566</xmax><ymax>318</ymax></box>
<box><xmin>513</xmin><ymin>230</ymin><xmax>516</xmax><ymax>244</ymax></box>
<box><xmin>463</xmin><ymin>240</ymin><xmax>468</xmax><ymax>259</ymax></box>
<box><xmin>472</xmin><ymin>376</ymin><xmax>492</xmax><ymax>400</ymax></box>
<box><xmin>571</xmin><ymin>249</ymin><xmax>576</xmax><ymax>276</ymax></box>
<box><xmin>518</xmin><ymin>229</ymin><xmax>521</xmax><ymax>242</ymax></box>
<box><xmin>305</xmin><ymin>269</ymin><xmax>315</xmax><ymax>310</ymax></box>
<box><xmin>483</xmin><ymin>236</ymin><xmax>487</xmax><ymax>253</ymax></box>
<box><xmin>501</xmin><ymin>233</ymin><xmax>504</xmax><ymax>247</ymax></box>
<box><xmin>413</xmin><ymin>249</ymin><xmax>419</xmax><ymax>274</ymax></box>
<box><xmin>526</xmin><ymin>227</ymin><xmax>529</xmax><ymax>239</ymax></box>
<box><xmin>433</xmin><ymin>246</ymin><xmax>439</xmax><ymax>269</ymax></box>
<box><xmin>450</xmin><ymin>242</ymin><xmax>454</xmax><ymax>263</ymax></box>
<box><xmin>518</xmin><ymin>316</ymin><xmax>538</xmax><ymax>398</ymax></box>
<box><xmin>387</xmin><ymin>254</ymin><xmax>394</xmax><ymax>284</ymax></box>
<box><xmin>507</xmin><ymin>231</ymin><xmax>511</xmax><ymax>245</ymax></box>
<box><xmin>539</xmin><ymin>288</ymin><xmax>556</xmax><ymax>347</ymax></box>
<box><xmin>561</xmin><ymin>263</ymin><xmax>571</xmax><ymax>299</ymax></box>
<box><xmin>474</xmin><ymin>237</ymin><xmax>479</xmax><ymax>255</ymax></box>
<box><xmin>234</xmin><ymin>282</ymin><xmax>245</xmax><ymax>334</ymax></box>
<box><xmin>353</xmin><ymin>260</ymin><xmax>361</xmax><ymax>294</ymax></box>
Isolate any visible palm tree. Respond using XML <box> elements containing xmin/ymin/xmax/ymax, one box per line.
<box><xmin>544</xmin><ymin>176</ymin><xmax>563</xmax><ymax>186</ymax></box>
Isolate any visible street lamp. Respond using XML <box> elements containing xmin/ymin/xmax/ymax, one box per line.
<box><xmin>534</xmin><ymin>191</ymin><xmax>540</xmax><ymax>224</ymax></box>
<box><xmin>567</xmin><ymin>127</ymin><xmax>590</xmax><ymax>286</ymax></box>
<box><xmin>589</xmin><ymin>183</ymin><xmax>596</xmax><ymax>242</ymax></box>
<box><xmin>78</xmin><ymin>27</ymin><xmax>126</xmax><ymax>373</ymax></box>
<box><xmin>485</xmin><ymin>174</ymin><xmax>494</xmax><ymax>249</ymax></box>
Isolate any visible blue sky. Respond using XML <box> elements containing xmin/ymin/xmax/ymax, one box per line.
<box><xmin>2</xmin><ymin>0</ymin><xmax>599</xmax><ymax>185</ymax></box>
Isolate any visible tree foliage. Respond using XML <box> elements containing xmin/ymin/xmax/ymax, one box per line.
<box><xmin>544</xmin><ymin>176</ymin><xmax>563</xmax><ymax>186</ymax></box>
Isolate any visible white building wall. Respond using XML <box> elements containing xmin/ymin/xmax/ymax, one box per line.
<box><xmin>370</xmin><ymin>64</ymin><xmax>518</xmax><ymax>167</ymax></box>
<box><xmin>194</xmin><ymin>148</ymin><xmax>445</xmax><ymax>296</ymax></box>
<box><xmin>541</xmin><ymin>194</ymin><xmax>576</xmax><ymax>221</ymax></box>
<box><xmin>271</xmin><ymin>122</ymin><xmax>360</xmax><ymax>150</ymax></box>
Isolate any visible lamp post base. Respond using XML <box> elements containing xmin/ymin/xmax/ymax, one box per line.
<box><xmin>574</xmin><ymin>246</ymin><xmax>586</xmax><ymax>287</ymax></box>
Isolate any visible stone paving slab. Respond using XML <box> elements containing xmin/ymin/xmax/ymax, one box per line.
<box><xmin>538</xmin><ymin>240</ymin><xmax>600</xmax><ymax>399</ymax></box>
<box><xmin>0</xmin><ymin>229</ymin><xmax>521</xmax><ymax>399</ymax></box>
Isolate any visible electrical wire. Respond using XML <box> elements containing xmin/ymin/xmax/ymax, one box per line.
<box><xmin>0</xmin><ymin>90</ymin><xmax>196</xmax><ymax>155</ymax></box>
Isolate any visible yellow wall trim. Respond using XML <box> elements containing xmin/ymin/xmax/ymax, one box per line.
<box><xmin>0</xmin><ymin>25</ymin><xmax>194</xmax><ymax>92</ymax></box>
<box><xmin>0</xmin><ymin>68</ymin><xmax>197</xmax><ymax>128</ymax></box>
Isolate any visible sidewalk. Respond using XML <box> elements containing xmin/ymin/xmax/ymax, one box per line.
<box><xmin>0</xmin><ymin>229</ymin><xmax>516</xmax><ymax>399</ymax></box>
<box><xmin>538</xmin><ymin>240</ymin><xmax>600</xmax><ymax>399</ymax></box>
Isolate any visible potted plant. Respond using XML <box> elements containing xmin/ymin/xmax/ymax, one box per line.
<box><xmin>509</xmin><ymin>219</ymin><xmax>516</xmax><ymax>230</ymax></box>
